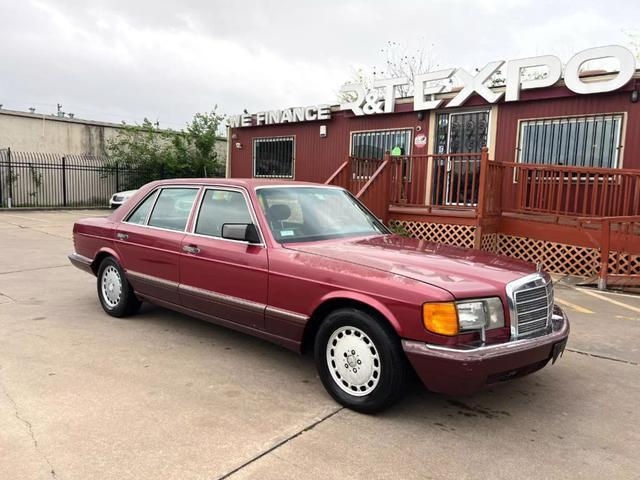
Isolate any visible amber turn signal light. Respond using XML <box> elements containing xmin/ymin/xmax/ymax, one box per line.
<box><xmin>422</xmin><ymin>303</ymin><xmax>459</xmax><ymax>336</ymax></box>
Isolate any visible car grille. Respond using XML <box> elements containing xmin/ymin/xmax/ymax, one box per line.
<box><xmin>113</xmin><ymin>195</ymin><xmax>124</xmax><ymax>202</ymax></box>
<box><xmin>511</xmin><ymin>276</ymin><xmax>553</xmax><ymax>338</ymax></box>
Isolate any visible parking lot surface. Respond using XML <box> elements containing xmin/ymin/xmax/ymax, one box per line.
<box><xmin>1</xmin><ymin>210</ymin><xmax>639</xmax><ymax>480</ymax></box>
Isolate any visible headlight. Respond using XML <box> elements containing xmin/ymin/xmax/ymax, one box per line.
<box><xmin>422</xmin><ymin>297</ymin><xmax>504</xmax><ymax>336</ymax></box>
<box><xmin>456</xmin><ymin>297</ymin><xmax>504</xmax><ymax>331</ymax></box>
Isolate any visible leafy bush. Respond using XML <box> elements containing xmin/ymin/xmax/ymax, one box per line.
<box><xmin>106</xmin><ymin>109</ymin><xmax>225</xmax><ymax>182</ymax></box>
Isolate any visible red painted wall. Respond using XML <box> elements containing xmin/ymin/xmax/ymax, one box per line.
<box><xmin>229</xmin><ymin>103</ymin><xmax>428</xmax><ymax>182</ymax></box>
<box><xmin>229</xmin><ymin>80</ymin><xmax>640</xmax><ymax>182</ymax></box>
<box><xmin>495</xmin><ymin>84</ymin><xmax>640</xmax><ymax>167</ymax></box>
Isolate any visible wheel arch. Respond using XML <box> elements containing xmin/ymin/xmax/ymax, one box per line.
<box><xmin>301</xmin><ymin>292</ymin><xmax>401</xmax><ymax>354</ymax></box>
<box><xmin>91</xmin><ymin>247</ymin><xmax>123</xmax><ymax>275</ymax></box>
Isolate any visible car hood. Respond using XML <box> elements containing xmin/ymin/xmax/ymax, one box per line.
<box><xmin>285</xmin><ymin>235</ymin><xmax>536</xmax><ymax>299</ymax></box>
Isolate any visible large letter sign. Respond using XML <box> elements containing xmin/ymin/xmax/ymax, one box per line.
<box><xmin>374</xmin><ymin>77</ymin><xmax>409</xmax><ymax>113</ymax></box>
<box><xmin>230</xmin><ymin>45</ymin><xmax>637</xmax><ymax>127</ymax></box>
<box><xmin>505</xmin><ymin>55</ymin><xmax>563</xmax><ymax>101</ymax></box>
<box><xmin>338</xmin><ymin>83</ymin><xmax>367</xmax><ymax>115</ymax></box>
<box><xmin>414</xmin><ymin>69</ymin><xmax>456</xmax><ymax>110</ymax></box>
<box><xmin>446</xmin><ymin>61</ymin><xmax>505</xmax><ymax>108</ymax></box>
<box><xmin>564</xmin><ymin>45</ymin><xmax>636</xmax><ymax>95</ymax></box>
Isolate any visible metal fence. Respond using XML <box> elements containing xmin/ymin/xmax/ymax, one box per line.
<box><xmin>0</xmin><ymin>149</ymin><xmax>225</xmax><ymax>208</ymax></box>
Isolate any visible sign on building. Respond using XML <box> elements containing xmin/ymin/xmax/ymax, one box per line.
<box><xmin>229</xmin><ymin>45</ymin><xmax>637</xmax><ymax>127</ymax></box>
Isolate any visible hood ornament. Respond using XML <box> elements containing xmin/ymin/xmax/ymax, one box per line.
<box><xmin>536</xmin><ymin>261</ymin><xmax>542</xmax><ymax>273</ymax></box>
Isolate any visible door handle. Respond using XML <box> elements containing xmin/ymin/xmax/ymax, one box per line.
<box><xmin>116</xmin><ymin>232</ymin><xmax>129</xmax><ymax>240</ymax></box>
<box><xmin>182</xmin><ymin>244</ymin><xmax>200</xmax><ymax>254</ymax></box>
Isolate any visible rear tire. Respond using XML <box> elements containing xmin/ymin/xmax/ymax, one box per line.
<box><xmin>314</xmin><ymin>308</ymin><xmax>408</xmax><ymax>414</ymax></box>
<box><xmin>96</xmin><ymin>257</ymin><xmax>141</xmax><ymax>317</ymax></box>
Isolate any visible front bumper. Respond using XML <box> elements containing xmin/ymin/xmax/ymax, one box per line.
<box><xmin>402</xmin><ymin>307</ymin><xmax>570</xmax><ymax>395</ymax></box>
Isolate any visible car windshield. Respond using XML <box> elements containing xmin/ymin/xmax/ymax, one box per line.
<box><xmin>256</xmin><ymin>186</ymin><xmax>387</xmax><ymax>243</ymax></box>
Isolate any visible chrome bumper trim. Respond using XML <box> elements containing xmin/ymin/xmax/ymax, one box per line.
<box><xmin>265</xmin><ymin>306</ymin><xmax>309</xmax><ymax>325</ymax></box>
<box><xmin>179</xmin><ymin>283</ymin><xmax>266</xmax><ymax>315</ymax></box>
<box><xmin>403</xmin><ymin>310</ymin><xmax>569</xmax><ymax>361</ymax></box>
<box><xmin>127</xmin><ymin>270</ymin><xmax>179</xmax><ymax>290</ymax></box>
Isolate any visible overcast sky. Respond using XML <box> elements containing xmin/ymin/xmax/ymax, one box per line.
<box><xmin>1</xmin><ymin>0</ymin><xmax>638</xmax><ymax>130</ymax></box>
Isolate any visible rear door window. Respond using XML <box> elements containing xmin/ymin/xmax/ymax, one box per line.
<box><xmin>147</xmin><ymin>188</ymin><xmax>199</xmax><ymax>231</ymax></box>
<box><xmin>195</xmin><ymin>189</ymin><xmax>253</xmax><ymax>238</ymax></box>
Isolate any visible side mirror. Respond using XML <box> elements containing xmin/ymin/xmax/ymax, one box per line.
<box><xmin>221</xmin><ymin>223</ymin><xmax>261</xmax><ymax>244</ymax></box>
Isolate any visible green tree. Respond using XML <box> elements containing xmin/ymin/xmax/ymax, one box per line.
<box><xmin>172</xmin><ymin>110</ymin><xmax>225</xmax><ymax>177</ymax></box>
<box><xmin>106</xmin><ymin>109</ymin><xmax>225</xmax><ymax>187</ymax></box>
<box><xmin>106</xmin><ymin>118</ymin><xmax>173</xmax><ymax>171</ymax></box>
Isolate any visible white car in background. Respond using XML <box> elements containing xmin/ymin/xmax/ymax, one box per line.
<box><xmin>109</xmin><ymin>190</ymin><xmax>137</xmax><ymax>209</ymax></box>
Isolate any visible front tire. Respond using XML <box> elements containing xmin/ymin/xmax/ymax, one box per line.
<box><xmin>314</xmin><ymin>308</ymin><xmax>408</xmax><ymax>414</ymax></box>
<box><xmin>97</xmin><ymin>257</ymin><xmax>141</xmax><ymax>317</ymax></box>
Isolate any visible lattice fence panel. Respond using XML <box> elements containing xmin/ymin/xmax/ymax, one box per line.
<box><xmin>607</xmin><ymin>252</ymin><xmax>640</xmax><ymax>275</ymax></box>
<box><xmin>390</xmin><ymin>220</ymin><xmax>476</xmax><ymax>249</ymax></box>
<box><xmin>542</xmin><ymin>242</ymin><xmax>600</xmax><ymax>277</ymax></box>
<box><xmin>497</xmin><ymin>235</ymin><xmax>600</xmax><ymax>277</ymax></box>
<box><xmin>497</xmin><ymin>235</ymin><xmax>546</xmax><ymax>265</ymax></box>
<box><xmin>480</xmin><ymin>233</ymin><xmax>497</xmax><ymax>252</ymax></box>
<box><xmin>391</xmin><ymin>222</ymin><xmax>639</xmax><ymax>279</ymax></box>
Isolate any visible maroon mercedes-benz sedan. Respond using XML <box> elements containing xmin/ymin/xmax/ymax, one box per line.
<box><xmin>69</xmin><ymin>179</ymin><xmax>569</xmax><ymax>413</ymax></box>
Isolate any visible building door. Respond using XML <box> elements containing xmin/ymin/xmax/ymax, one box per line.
<box><xmin>433</xmin><ymin>110</ymin><xmax>489</xmax><ymax>206</ymax></box>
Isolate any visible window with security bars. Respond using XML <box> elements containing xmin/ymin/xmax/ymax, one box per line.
<box><xmin>253</xmin><ymin>137</ymin><xmax>295</xmax><ymax>178</ymax></box>
<box><xmin>350</xmin><ymin>129</ymin><xmax>412</xmax><ymax>159</ymax></box>
<box><xmin>518</xmin><ymin>114</ymin><xmax>623</xmax><ymax>168</ymax></box>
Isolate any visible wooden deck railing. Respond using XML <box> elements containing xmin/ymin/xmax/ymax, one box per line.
<box><xmin>324</xmin><ymin>160</ymin><xmax>350</xmax><ymax>189</ymax></box>
<box><xmin>325</xmin><ymin>157</ymin><xmax>385</xmax><ymax>194</ymax></box>
<box><xmin>500</xmin><ymin>163</ymin><xmax>640</xmax><ymax>217</ymax></box>
<box><xmin>389</xmin><ymin>154</ymin><xmax>430</xmax><ymax>206</ymax></box>
<box><xmin>324</xmin><ymin>156</ymin><xmax>391</xmax><ymax>221</ymax></box>
<box><xmin>355</xmin><ymin>159</ymin><xmax>391</xmax><ymax>222</ymax></box>
<box><xmin>323</xmin><ymin>150</ymin><xmax>640</xmax><ymax>285</ymax></box>
<box><xmin>390</xmin><ymin>151</ymin><xmax>485</xmax><ymax>210</ymax></box>
<box><xmin>327</xmin><ymin>151</ymin><xmax>640</xmax><ymax>221</ymax></box>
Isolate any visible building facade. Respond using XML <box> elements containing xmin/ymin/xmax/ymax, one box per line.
<box><xmin>227</xmin><ymin>46</ymin><xmax>640</xmax><ymax>286</ymax></box>
<box><xmin>229</xmin><ymin>74</ymin><xmax>639</xmax><ymax>180</ymax></box>
<box><xmin>0</xmin><ymin>109</ymin><xmax>126</xmax><ymax>156</ymax></box>
<box><xmin>0</xmin><ymin>108</ymin><xmax>227</xmax><ymax>159</ymax></box>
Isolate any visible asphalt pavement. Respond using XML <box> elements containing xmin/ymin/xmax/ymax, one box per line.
<box><xmin>0</xmin><ymin>210</ymin><xmax>638</xmax><ymax>480</ymax></box>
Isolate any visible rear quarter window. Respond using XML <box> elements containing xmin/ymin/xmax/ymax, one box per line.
<box><xmin>126</xmin><ymin>191</ymin><xmax>157</xmax><ymax>225</ymax></box>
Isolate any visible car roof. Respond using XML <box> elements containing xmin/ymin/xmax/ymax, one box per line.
<box><xmin>151</xmin><ymin>178</ymin><xmax>330</xmax><ymax>189</ymax></box>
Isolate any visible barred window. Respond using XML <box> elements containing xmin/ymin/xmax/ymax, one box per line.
<box><xmin>518</xmin><ymin>114</ymin><xmax>623</xmax><ymax>168</ymax></box>
<box><xmin>350</xmin><ymin>129</ymin><xmax>412</xmax><ymax>159</ymax></box>
<box><xmin>253</xmin><ymin>137</ymin><xmax>295</xmax><ymax>178</ymax></box>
